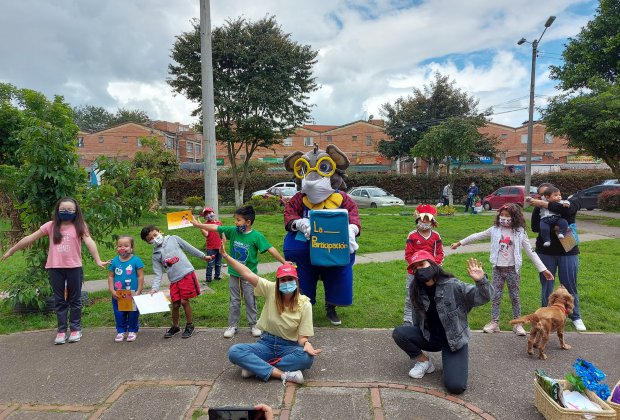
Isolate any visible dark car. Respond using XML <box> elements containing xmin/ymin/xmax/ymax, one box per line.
<box><xmin>568</xmin><ymin>184</ymin><xmax>620</xmax><ymax>210</ymax></box>
<box><xmin>482</xmin><ymin>185</ymin><xmax>539</xmax><ymax>210</ymax></box>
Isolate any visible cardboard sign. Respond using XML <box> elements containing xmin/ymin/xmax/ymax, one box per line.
<box><xmin>167</xmin><ymin>210</ymin><xmax>193</xmax><ymax>230</ymax></box>
<box><xmin>308</xmin><ymin>209</ymin><xmax>350</xmax><ymax>267</ymax></box>
<box><xmin>557</xmin><ymin>225</ymin><xmax>578</xmax><ymax>253</ymax></box>
<box><xmin>133</xmin><ymin>292</ymin><xmax>171</xmax><ymax>315</ymax></box>
<box><xmin>116</xmin><ymin>290</ymin><xmax>134</xmax><ymax>312</ymax></box>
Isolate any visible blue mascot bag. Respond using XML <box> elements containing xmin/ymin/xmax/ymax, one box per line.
<box><xmin>309</xmin><ymin>209</ymin><xmax>350</xmax><ymax>267</ymax></box>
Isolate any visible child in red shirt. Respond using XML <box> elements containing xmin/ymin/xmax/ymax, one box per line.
<box><xmin>403</xmin><ymin>204</ymin><xmax>444</xmax><ymax>325</ymax></box>
<box><xmin>200</xmin><ymin>207</ymin><xmax>224</xmax><ymax>283</ymax></box>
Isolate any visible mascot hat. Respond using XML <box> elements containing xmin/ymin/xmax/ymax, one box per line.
<box><xmin>415</xmin><ymin>204</ymin><xmax>438</xmax><ymax>226</ymax></box>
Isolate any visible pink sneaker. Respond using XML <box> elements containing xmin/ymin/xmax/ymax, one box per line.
<box><xmin>126</xmin><ymin>332</ymin><xmax>137</xmax><ymax>342</ymax></box>
<box><xmin>115</xmin><ymin>333</ymin><xmax>125</xmax><ymax>342</ymax></box>
<box><xmin>68</xmin><ymin>330</ymin><xmax>82</xmax><ymax>343</ymax></box>
<box><xmin>54</xmin><ymin>332</ymin><xmax>67</xmax><ymax>345</ymax></box>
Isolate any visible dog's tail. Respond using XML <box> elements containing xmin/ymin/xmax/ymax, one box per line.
<box><xmin>509</xmin><ymin>314</ymin><xmax>539</xmax><ymax>325</ymax></box>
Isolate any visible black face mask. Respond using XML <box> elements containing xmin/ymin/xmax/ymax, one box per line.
<box><xmin>414</xmin><ymin>266</ymin><xmax>436</xmax><ymax>286</ymax></box>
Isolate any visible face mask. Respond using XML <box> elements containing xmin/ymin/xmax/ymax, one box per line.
<box><xmin>418</xmin><ymin>222</ymin><xmax>432</xmax><ymax>231</ymax></box>
<box><xmin>58</xmin><ymin>210</ymin><xmax>76</xmax><ymax>221</ymax></box>
<box><xmin>118</xmin><ymin>249</ymin><xmax>132</xmax><ymax>258</ymax></box>
<box><xmin>207</xmin><ymin>214</ymin><xmax>215</xmax><ymax>221</ymax></box>
<box><xmin>414</xmin><ymin>266</ymin><xmax>436</xmax><ymax>286</ymax></box>
<box><xmin>301</xmin><ymin>176</ymin><xmax>334</xmax><ymax>204</ymax></box>
<box><xmin>499</xmin><ymin>217</ymin><xmax>512</xmax><ymax>227</ymax></box>
<box><xmin>151</xmin><ymin>234</ymin><xmax>164</xmax><ymax>246</ymax></box>
<box><xmin>279</xmin><ymin>280</ymin><xmax>297</xmax><ymax>294</ymax></box>
<box><xmin>236</xmin><ymin>225</ymin><xmax>247</xmax><ymax>234</ymax></box>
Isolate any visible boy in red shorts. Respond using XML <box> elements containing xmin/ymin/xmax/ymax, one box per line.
<box><xmin>141</xmin><ymin>225</ymin><xmax>212</xmax><ymax>339</ymax></box>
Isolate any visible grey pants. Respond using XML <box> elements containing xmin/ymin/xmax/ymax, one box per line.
<box><xmin>228</xmin><ymin>275</ymin><xmax>258</xmax><ymax>327</ymax></box>
<box><xmin>490</xmin><ymin>266</ymin><xmax>521</xmax><ymax>322</ymax></box>
<box><xmin>403</xmin><ymin>272</ymin><xmax>415</xmax><ymax>323</ymax></box>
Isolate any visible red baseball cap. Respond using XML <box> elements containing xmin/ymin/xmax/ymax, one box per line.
<box><xmin>407</xmin><ymin>250</ymin><xmax>436</xmax><ymax>269</ymax></box>
<box><xmin>276</xmin><ymin>264</ymin><xmax>298</xmax><ymax>279</ymax></box>
<box><xmin>201</xmin><ymin>207</ymin><xmax>214</xmax><ymax>216</ymax></box>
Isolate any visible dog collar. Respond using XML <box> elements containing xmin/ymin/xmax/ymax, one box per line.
<box><xmin>552</xmin><ymin>303</ymin><xmax>567</xmax><ymax>315</ymax></box>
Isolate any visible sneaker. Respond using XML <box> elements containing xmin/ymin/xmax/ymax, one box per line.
<box><xmin>543</xmin><ymin>241</ymin><xmax>551</xmax><ymax>247</ymax></box>
<box><xmin>241</xmin><ymin>368</ymin><xmax>255</xmax><ymax>379</ymax></box>
<box><xmin>512</xmin><ymin>323</ymin><xmax>527</xmax><ymax>336</ymax></box>
<box><xmin>205</xmin><ymin>278</ymin><xmax>212</xmax><ymax>283</ymax></box>
<box><xmin>572</xmin><ymin>319</ymin><xmax>586</xmax><ymax>331</ymax></box>
<box><xmin>402</xmin><ymin>320</ymin><xmax>413</xmax><ymax>327</ymax></box>
<box><xmin>408</xmin><ymin>359</ymin><xmax>435</xmax><ymax>379</ymax></box>
<box><xmin>54</xmin><ymin>332</ymin><xmax>67</xmax><ymax>345</ymax></box>
<box><xmin>223</xmin><ymin>326</ymin><xmax>237</xmax><ymax>338</ymax></box>
<box><xmin>557</xmin><ymin>233</ymin><xmax>565</xmax><ymax>239</ymax></box>
<box><xmin>115</xmin><ymin>333</ymin><xmax>125</xmax><ymax>342</ymax></box>
<box><xmin>282</xmin><ymin>370</ymin><xmax>304</xmax><ymax>385</ymax></box>
<box><xmin>251</xmin><ymin>326</ymin><xmax>262</xmax><ymax>337</ymax></box>
<box><xmin>68</xmin><ymin>331</ymin><xmax>82</xmax><ymax>343</ymax></box>
<box><xmin>164</xmin><ymin>326</ymin><xmax>181</xmax><ymax>338</ymax></box>
<box><xmin>126</xmin><ymin>332</ymin><xmax>137</xmax><ymax>342</ymax></box>
<box><xmin>483</xmin><ymin>321</ymin><xmax>500</xmax><ymax>333</ymax></box>
<box><xmin>325</xmin><ymin>304</ymin><xmax>342</xmax><ymax>326</ymax></box>
<box><xmin>182</xmin><ymin>324</ymin><xmax>195</xmax><ymax>338</ymax></box>
<box><xmin>214</xmin><ymin>277</ymin><xmax>222</xmax><ymax>281</ymax></box>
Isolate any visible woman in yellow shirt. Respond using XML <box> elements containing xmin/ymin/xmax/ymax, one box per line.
<box><xmin>222</xmin><ymin>241</ymin><xmax>322</xmax><ymax>385</ymax></box>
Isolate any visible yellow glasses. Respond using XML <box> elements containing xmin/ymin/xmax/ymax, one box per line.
<box><xmin>293</xmin><ymin>156</ymin><xmax>336</xmax><ymax>179</ymax></box>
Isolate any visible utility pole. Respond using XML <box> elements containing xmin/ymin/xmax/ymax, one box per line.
<box><xmin>524</xmin><ymin>39</ymin><xmax>538</xmax><ymax>202</ymax></box>
<box><xmin>200</xmin><ymin>0</ymin><xmax>219</xmax><ymax>215</ymax></box>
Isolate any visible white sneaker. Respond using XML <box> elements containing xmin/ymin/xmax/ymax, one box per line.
<box><xmin>408</xmin><ymin>359</ymin><xmax>435</xmax><ymax>379</ymax></box>
<box><xmin>282</xmin><ymin>370</ymin><xmax>304</xmax><ymax>385</ymax></box>
<box><xmin>251</xmin><ymin>326</ymin><xmax>262</xmax><ymax>337</ymax></box>
<box><xmin>54</xmin><ymin>332</ymin><xmax>67</xmax><ymax>345</ymax></box>
<box><xmin>241</xmin><ymin>368</ymin><xmax>255</xmax><ymax>379</ymax></box>
<box><xmin>223</xmin><ymin>326</ymin><xmax>237</xmax><ymax>338</ymax></box>
<box><xmin>543</xmin><ymin>241</ymin><xmax>551</xmax><ymax>247</ymax></box>
<box><xmin>68</xmin><ymin>331</ymin><xmax>82</xmax><ymax>343</ymax></box>
<box><xmin>557</xmin><ymin>233</ymin><xmax>565</xmax><ymax>239</ymax></box>
<box><xmin>572</xmin><ymin>319</ymin><xmax>586</xmax><ymax>331</ymax></box>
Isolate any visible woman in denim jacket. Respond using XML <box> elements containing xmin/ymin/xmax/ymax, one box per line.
<box><xmin>392</xmin><ymin>251</ymin><xmax>493</xmax><ymax>394</ymax></box>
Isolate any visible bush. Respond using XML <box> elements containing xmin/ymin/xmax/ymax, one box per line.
<box><xmin>245</xmin><ymin>195</ymin><xmax>282</xmax><ymax>213</ymax></box>
<box><xmin>183</xmin><ymin>196</ymin><xmax>204</xmax><ymax>209</ymax></box>
<box><xmin>598</xmin><ymin>190</ymin><xmax>620</xmax><ymax>211</ymax></box>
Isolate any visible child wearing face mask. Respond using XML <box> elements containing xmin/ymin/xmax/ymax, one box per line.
<box><xmin>199</xmin><ymin>207</ymin><xmax>224</xmax><ymax>283</ymax></box>
<box><xmin>140</xmin><ymin>225</ymin><xmax>212</xmax><ymax>339</ymax></box>
<box><xmin>191</xmin><ymin>205</ymin><xmax>288</xmax><ymax>339</ymax></box>
<box><xmin>451</xmin><ymin>203</ymin><xmax>554</xmax><ymax>335</ymax></box>
<box><xmin>107</xmin><ymin>235</ymin><xmax>144</xmax><ymax>342</ymax></box>
<box><xmin>403</xmin><ymin>204</ymin><xmax>444</xmax><ymax>326</ymax></box>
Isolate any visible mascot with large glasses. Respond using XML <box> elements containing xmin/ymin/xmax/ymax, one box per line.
<box><xmin>283</xmin><ymin>144</ymin><xmax>361</xmax><ymax>325</ymax></box>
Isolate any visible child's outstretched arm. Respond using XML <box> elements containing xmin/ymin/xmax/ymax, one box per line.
<box><xmin>220</xmin><ymin>240</ymin><xmax>259</xmax><ymax>287</ymax></box>
<box><xmin>520</xmin><ymin>232</ymin><xmax>554</xmax><ymax>281</ymax></box>
<box><xmin>83</xmin><ymin>234</ymin><xmax>110</xmax><ymax>268</ymax></box>
<box><xmin>175</xmin><ymin>236</ymin><xmax>212</xmax><ymax>262</ymax></box>
<box><xmin>1</xmin><ymin>229</ymin><xmax>47</xmax><ymax>261</ymax></box>
<box><xmin>451</xmin><ymin>227</ymin><xmax>493</xmax><ymax>249</ymax></box>
<box><xmin>266</xmin><ymin>246</ymin><xmax>287</xmax><ymax>265</ymax></box>
<box><xmin>190</xmin><ymin>217</ymin><xmax>218</xmax><ymax>231</ymax></box>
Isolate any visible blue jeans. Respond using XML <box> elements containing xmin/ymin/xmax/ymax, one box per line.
<box><xmin>228</xmin><ymin>332</ymin><xmax>314</xmax><ymax>381</ymax></box>
<box><xmin>537</xmin><ymin>253</ymin><xmax>581</xmax><ymax>321</ymax></box>
<box><xmin>206</xmin><ymin>248</ymin><xmax>222</xmax><ymax>280</ymax></box>
<box><xmin>112</xmin><ymin>298</ymin><xmax>140</xmax><ymax>333</ymax></box>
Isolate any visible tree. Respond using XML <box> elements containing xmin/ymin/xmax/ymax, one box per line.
<box><xmin>73</xmin><ymin>105</ymin><xmax>150</xmax><ymax>132</ymax></box>
<box><xmin>544</xmin><ymin>0</ymin><xmax>620</xmax><ymax>178</ymax></box>
<box><xmin>133</xmin><ymin>136</ymin><xmax>179</xmax><ymax>208</ymax></box>
<box><xmin>168</xmin><ymin>16</ymin><xmax>318</xmax><ymax>205</ymax></box>
<box><xmin>378</xmin><ymin>73</ymin><xmax>484</xmax><ymax>162</ymax></box>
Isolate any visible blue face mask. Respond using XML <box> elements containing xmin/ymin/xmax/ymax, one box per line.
<box><xmin>279</xmin><ymin>280</ymin><xmax>297</xmax><ymax>294</ymax></box>
<box><xmin>236</xmin><ymin>225</ymin><xmax>247</xmax><ymax>233</ymax></box>
<box><xmin>58</xmin><ymin>210</ymin><xmax>76</xmax><ymax>221</ymax></box>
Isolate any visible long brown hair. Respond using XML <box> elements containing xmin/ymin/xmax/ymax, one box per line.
<box><xmin>52</xmin><ymin>197</ymin><xmax>88</xmax><ymax>244</ymax></box>
<box><xmin>410</xmin><ymin>260</ymin><xmax>455</xmax><ymax>311</ymax></box>
<box><xmin>274</xmin><ymin>277</ymin><xmax>300</xmax><ymax>314</ymax></box>
<box><xmin>494</xmin><ymin>203</ymin><xmax>527</xmax><ymax>229</ymax></box>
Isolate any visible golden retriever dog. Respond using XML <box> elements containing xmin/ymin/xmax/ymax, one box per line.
<box><xmin>510</xmin><ymin>286</ymin><xmax>575</xmax><ymax>360</ymax></box>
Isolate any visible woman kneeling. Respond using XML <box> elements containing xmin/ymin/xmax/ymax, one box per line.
<box><xmin>222</xmin><ymin>241</ymin><xmax>321</xmax><ymax>385</ymax></box>
<box><xmin>393</xmin><ymin>251</ymin><xmax>492</xmax><ymax>394</ymax></box>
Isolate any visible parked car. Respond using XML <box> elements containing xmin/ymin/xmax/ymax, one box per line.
<box><xmin>251</xmin><ymin>182</ymin><xmax>297</xmax><ymax>198</ymax></box>
<box><xmin>262</xmin><ymin>186</ymin><xmax>298</xmax><ymax>206</ymax></box>
<box><xmin>481</xmin><ymin>185</ymin><xmax>539</xmax><ymax>210</ymax></box>
<box><xmin>568</xmin><ymin>183</ymin><xmax>620</xmax><ymax>210</ymax></box>
<box><xmin>348</xmin><ymin>186</ymin><xmax>405</xmax><ymax>208</ymax></box>
<box><xmin>601</xmin><ymin>179</ymin><xmax>619</xmax><ymax>185</ymax></box>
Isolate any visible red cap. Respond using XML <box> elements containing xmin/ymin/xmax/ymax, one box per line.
<box><xmin>276</xmin><ymin>263</ymin><xmax>298</xmax><ymax>279</ymax></box>
<box><xmin>407</xmin><ymin>250</ymin><xmax>436</xmax><ymax>269</ymax></box>
<box><xmin>201</xmin><ymin>207</ymin><xmax>214</xmax><ymax>217</ymax></box>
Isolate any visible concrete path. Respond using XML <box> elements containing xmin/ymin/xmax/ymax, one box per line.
<box><xmin>0</xmin><ymin>328</ymin><xmax>618</xmax><ymax>419</ymax></box>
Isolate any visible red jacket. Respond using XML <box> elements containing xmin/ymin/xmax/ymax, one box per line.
<box><xmin>204</xmin><ymin>220</ymin><xmax>223</xmax><ymax>249</ymax></box>
<box><xmin>405</xmin><ymin>229</ymin><xmax>444</xmax><ymax>273</ymax></box>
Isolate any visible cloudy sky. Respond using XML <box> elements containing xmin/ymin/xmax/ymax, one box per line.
<box><xmin>0</xmin><ymin>0</ymin><xmax>597</xmax><ymax>128</ymax></box>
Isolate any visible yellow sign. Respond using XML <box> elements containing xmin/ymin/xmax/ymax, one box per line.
<box><xmin>117</xmin><ymin>290</ymin><xmax>134</xmax><ymax>312</ymax></box>
<box><xmin>567</xmin><ymin>155</ymin><xmax>602</xmax><ymax>164</ymax></box>
<box><xmin>166</xmin><ymin>210</ymin><xmax>193</xmax><ymax>230</ymax></box>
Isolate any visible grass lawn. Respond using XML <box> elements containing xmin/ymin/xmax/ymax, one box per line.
<box><xmin>1</xmin><ymin>239</ymin><xmax>618</xmax><ymax>335</ymax></box>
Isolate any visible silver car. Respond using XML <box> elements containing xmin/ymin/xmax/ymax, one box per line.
<box><xmin>348</xmin><ymin>186</ymin><xmax>405</xmax><ymax>208</ymax></box>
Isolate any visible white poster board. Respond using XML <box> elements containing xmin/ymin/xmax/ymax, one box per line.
<box><xmin>133</xmin><ymin>292</ymin><xmax>171</xmax><ymax>315</ymax></box>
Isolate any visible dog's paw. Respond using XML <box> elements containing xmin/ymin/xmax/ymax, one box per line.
<box><xmin>561</xmin><ymin>344</ymin><xmax>571</xmax><ymax>350</ymax></box>
<box><xmin>539</xmin><ymin>353</ymin><xmax>548</xmax><ymax>360</ymax></box>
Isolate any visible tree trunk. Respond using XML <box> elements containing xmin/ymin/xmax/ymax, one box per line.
<box><xmin>161</xmin><ymin>187</ymin><xmax>167</xmax><ymax>209</ymax></box>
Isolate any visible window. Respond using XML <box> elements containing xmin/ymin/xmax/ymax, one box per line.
<box><xmin>520</xmin><ymin>134</ymin><xmax>528</xmax><ymax>144</ymax></box>
<box><xmin>186</xmin><ymin>142</ymin><xmax>194</xmax><ymax>153</ymax></box>
<box><xmin>98</xmin><ymin>136</ymin><xmax>104</xmax><ymax>144</ymax></box>
<box><xmin>544</xmin><ymin>133</ymin><xmax>554</xmax><ymax>144</ymax></box>
<box><xmin>77</xmin><ymin>137</ymin><xmax>84</xmax><ymax>148</ymax></box>
<box><xmin>508</xmin><ymin>187</ymin><xmax>520</xmax><ymax>195</ymax></box>
<box><xmin>283</xmin><ymin>137</ymin><xmax>293</xmax><ymax>147</ymax></box>
<box><xmin>501</xmin><ymin>133</ymin><xmax>507</xmax><ymax>139</ymax></box>
<box><xmin>496</xmin><ymin>187</ymin><xmax>509</xmax><ymax>196</ymax></box>
<box><xmin>166</xmin><ymin>136</ymin><xmax>174</xmax><ymax>149</ymax></box>
<box><xmin>352</xmin><ymin>135</ymin><xmax>358</xmax><ymax>142</ymax></box>
<box><xmin>326</xmin><ymin>135</ymin><xmax>333</xmax><ymax>143</ymax></box>
<box><xmin>365</xmin><ymin>135</ymin><xmax>372</xmax><ymax>146</ymax></box>
<box><xmin>137</xmin><ymin>138</ymin><xmax>142</xmax><ymax>148</ymax></box>
<box><xmin>304</xmin><ymin>136</ymin><xmax>313</xmax><ymax>147</ymax></box>
<box><xmin>195</xmin><ymin>144</ymin><xmax>201</xmax><ymax>156</ymax></box>
<box><xmin>350</xmin><ymin>189</ymin><xmax>361</xmax><ymax>197</ymax></box>
<box><xmin>122</xmin><ymin>136</ymin><xmax>128</xmax><ymax>144</ymax></box>
<box><xmin>543</xmin><ymin>152</ymin><xmax>553</xmax><ymax>158</ymax></box>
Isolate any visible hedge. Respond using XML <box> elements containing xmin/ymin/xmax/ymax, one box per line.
<box><xmin>165</xmin><ymin>169</ymin><xmax>613</xmax><ymax>205</ymax></box>
<box><xmin>599</xmin><ymin>189</ymin><xmax>620</xmax><ymax>211</ymax></box>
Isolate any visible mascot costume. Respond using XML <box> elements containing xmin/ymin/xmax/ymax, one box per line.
<box><xmin>283</xmin><ymin>144</ymin><xmax>361</xmax><ymax>325</ymax></box>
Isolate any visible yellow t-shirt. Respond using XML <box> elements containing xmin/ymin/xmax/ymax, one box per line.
<box><xmin>255</xmin><ymin>277</ymin><xmax>314</xmax><ymax>342</ymax></box>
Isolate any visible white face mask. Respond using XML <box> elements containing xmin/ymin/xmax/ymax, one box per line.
<box><xmin>151</xmin><ymin>234</ymin><xmax>164</xmax><ymax>246</ymax></box>
<box><xmin>301</xmin><ymin>176</ymin><xmax>334</xmax><ymax>204</ymax></box>
<box><xmin>418</xmin><ymin>222</ymin><xmax>432</xmax><ymax>231</ymax></box>
<box><xmin>499</xmin><ymin>217</ymin><xmax>512</xmax><ymax>227</ymax></box>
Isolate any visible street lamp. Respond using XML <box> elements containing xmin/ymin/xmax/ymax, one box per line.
<box><xmin>518</xmin><ymin>15</ymin><xmax>555</xmax><ymax>203</ymax></box>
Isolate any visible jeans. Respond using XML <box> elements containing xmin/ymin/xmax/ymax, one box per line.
<box><xmin>403</xmin><ymin>273</ymin><xmax>414</xmax><ymax>324</ymax></box>
<box><xmin>48</xmin><ymin>267</ymin><xmax>83</xmax><ymax>333</ymax></box>
<box><xmin>112</xmin><ymin>298</ymin><xmax>140</xmax><ymax>333</ymax></box>
<box><xmin>228</xmin><ymin>275</ymin><xmax>258</xmax><ymax>327</ymax></box>
<box><xmin>392</xmin><ymin>325</ymin><xmax>469</xmax><ymax>394</ymax></box>
<box><xmin>228</xmin><ymin>332</ymin><xmax>314</xmax><ymax>381</ymax></box>
<box><xmin>537</xmin><ymin>253</ymin><xmax>581</xmax><ymax>321</ymax></box>
<box><xmin>206</xmin><ymin>248</ymin><xmax>222</xmax><ymax>280</ymax></box>
<box><xmin>540</xmin><ymin>216</ymin><xmax>569</xmax><ymax>244</ymax></box>
<box><xmin>464</xmin><ymin>196</ymin><xmax>475</xmax><ymax>214</ymax></box>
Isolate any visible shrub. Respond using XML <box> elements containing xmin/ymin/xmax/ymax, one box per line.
<box><xmin>245</xmin><ymin>195</ymin><xmax>282</xmax><ymax>213</ymax></box>
<box><xmin>183</xmin><ymin>196</ymin><xmax>204</xmax><ymax>210</ymax></box>
<box><xmin>598</xmin><ymin>190</ymin><xmax>620</xmax><ymax>211</ymax></box>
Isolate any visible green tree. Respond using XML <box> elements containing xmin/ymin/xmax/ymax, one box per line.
<box><xmin>0</xmin><ymin>84</ymin><xmax>23</xmax><ymax>166</ymax></box>
<box><xmin>73</xmin><ymin>105</ymin><xmax>150</xmax><ymax>132</ymax></box>
<box><xmin>168</xmin><ymin>16</ymin><xmax>318</xmax><ymax>205</ymax></box>
<box><xmin>378</xmin><ymin>73</ymin><xmax>485</xmax><ymax>161</ymax></box>
<box><xmin>133</xmin><ymin>136</ymin><xmax>179</xmax><ymax>208</ymax></box>
<box><xmin>544</xmin><ymin>0</ymin><xmax>620</xmax><ymax>178</ymax></box>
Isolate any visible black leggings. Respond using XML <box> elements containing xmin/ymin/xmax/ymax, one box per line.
<box><xmin>49</xmin><ymin>267</ymin><xmax>83</xmax><ymax>333</ymax></box>
<box><xmin>392</xmin><ymin>325</ymin><xmax>468</xmax><ymax>394</ymax></box>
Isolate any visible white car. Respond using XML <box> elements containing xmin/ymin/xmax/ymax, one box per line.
<box><xmin>252</xmin><ymin>182</ymin><xmax>298</xmax><ymax>197</ymax></box>
<box><xmin>348</xmin><ymin>186</ymin><xmax>405</xmax><ymax>208</ymax></box>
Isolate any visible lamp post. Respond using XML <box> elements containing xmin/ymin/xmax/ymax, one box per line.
<box><xmin>518</xmin><ymin>15</ymin><xmax>555</xmax><ymax>203</ymax></box>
